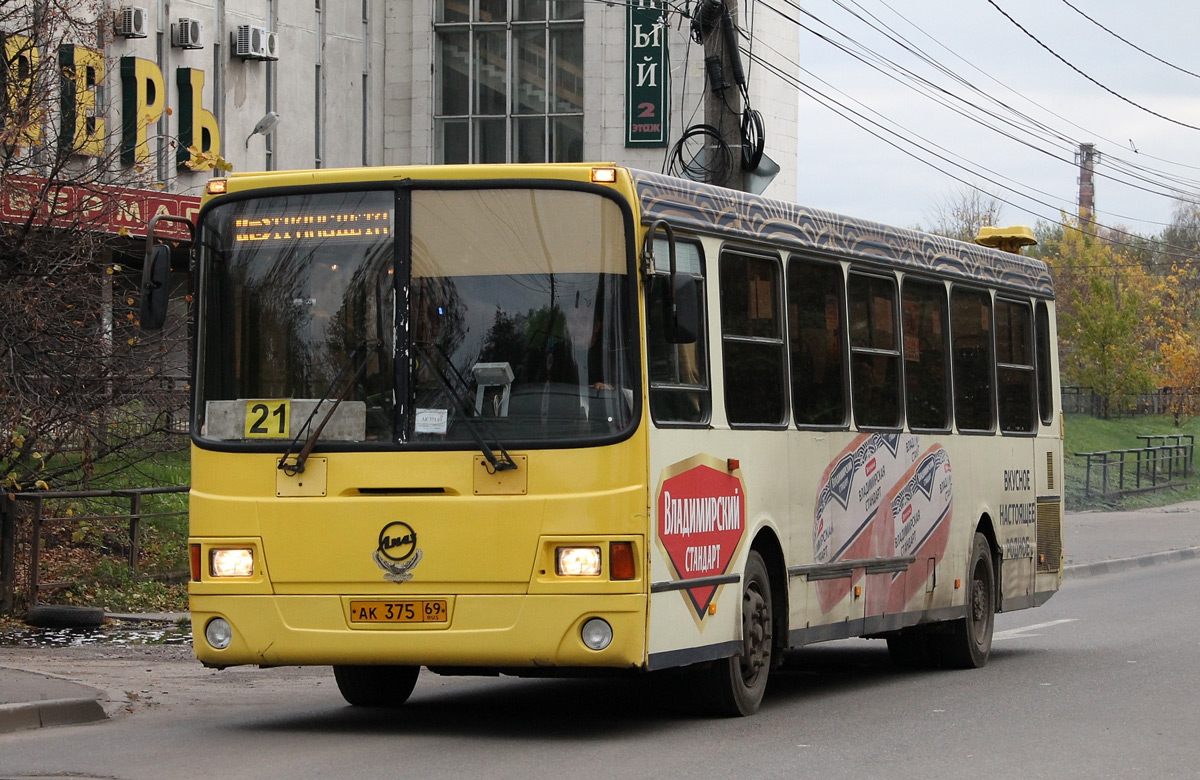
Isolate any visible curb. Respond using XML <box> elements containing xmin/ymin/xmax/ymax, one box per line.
<box><xmin>0</xmin><ymin>697</ymin><xmax>107</xmax><ymax>734</ymax></box>
<box><xmin>1064</xmin><ymin>546</ymin><xmax>1200</xmax><ymax>579</ymax></box>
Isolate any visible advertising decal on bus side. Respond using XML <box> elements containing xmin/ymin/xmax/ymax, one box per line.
<box><xmin>870</xmin><ymin>445</ymin><xmax>954</xmax><ymax>614</ymax></box>
<box><xmin>813</xmin><ymin>433</ymin><xmax>954</xmax><ymax>613</ymax></box>
<box><xmin>656</xmin><ymin>454</ymin><xmax>748</xmax><ymax>621</ymax></box>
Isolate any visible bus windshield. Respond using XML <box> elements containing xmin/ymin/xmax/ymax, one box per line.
<box><xmin>194</xmin><ymin>186</ymin><xmax>637</xmax><ymax>448</ymax></box>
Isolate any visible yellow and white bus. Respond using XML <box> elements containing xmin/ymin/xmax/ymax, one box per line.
<box><xmin>151</xmin><ymin>163</ymin><xmax>1062</xmax><ymax>716</ymax></box>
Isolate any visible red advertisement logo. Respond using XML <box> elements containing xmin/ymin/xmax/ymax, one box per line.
<box><xmin>658</xmin><ymin>464</ymin><xmax>746</xmax><ymax>618</ymax></box>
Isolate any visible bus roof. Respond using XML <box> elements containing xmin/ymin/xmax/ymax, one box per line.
<box><xmin>630</xmin><ymin>169</ymin><xmax>1054</xmax><ymax>298</ymax></box>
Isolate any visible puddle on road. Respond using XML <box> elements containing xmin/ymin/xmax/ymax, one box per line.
<box><xmin>0</xmin><ymin>620</ymin><xmax>193</xmax><ymax>648</ymax></box>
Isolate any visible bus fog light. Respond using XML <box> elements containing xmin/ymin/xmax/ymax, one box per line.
<box><xmin>205</xmin><ymin>618</ymin><xmax>233</xmax><ymax>650</ymax></box>
<box><xmin>557</xmin><ymin>546</ymin><xmax>601</xmax><ymax>577</ymax></box>
<box><xmin>581</xmin><ymin>618</ymin><xmax>613</xmax><ymax>651</ymax></box>
<box><xmin>210</xmin><ymin>548</ymin><xmax>254</xmax><ymax>577</ymax></box>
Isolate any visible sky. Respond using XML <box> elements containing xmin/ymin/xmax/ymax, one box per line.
<box><xmin>776</xmin><ymin>0</ymin><xmax>1200</xmax><ymax>238</ymax></box>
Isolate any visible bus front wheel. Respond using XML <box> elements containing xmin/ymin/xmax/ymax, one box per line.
<box><xmin>701</xmin><ymin>550</ymin><xmax>773</xmax><ymax>716</ymax></box>
<box><xmin>332</xmin><ymin>664</ymin><xmax>420</xmax><ymax>707</ymax></box>
<box><xmin>930</xmin><ymin>532</ymin><xmax>995</xmax><ymax>669</ymax></box>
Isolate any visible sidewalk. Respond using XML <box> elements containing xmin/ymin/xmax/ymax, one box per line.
<box><xmin>1063</xmin><ymin>500</ymin><xmax>1200</xmax><ymax>576</ymax></box>
<box><xmin>3</xmin><ymin>503</ymin><xmax>1199</xmax><ymax>734</ymax></box>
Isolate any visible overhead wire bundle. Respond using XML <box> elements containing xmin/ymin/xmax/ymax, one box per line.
<box><xmin>667</xmin><ymin>0</ymin><xmax>764</xmax><ymax>183</ymax></box>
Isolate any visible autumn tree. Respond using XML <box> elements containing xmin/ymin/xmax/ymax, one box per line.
<box><xmin>1</xmin><ymin>0</ymin><xmax>191</xmax><ymax>492</ymax></box>
<box><xmin>1146</xmin><ymin>200</ymin><xmax>1200</xmax><ymax>423</ymax></box>
<box><xmin>1039</xmin><ymin>216</ymin><xmax>1157</xmax><ymax>417</ymax></box>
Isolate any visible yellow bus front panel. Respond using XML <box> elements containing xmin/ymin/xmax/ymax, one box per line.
<box><xmin>189</xmin><ymin>442</ymin><xmax>650</xmax><ymax>670</ymax></box>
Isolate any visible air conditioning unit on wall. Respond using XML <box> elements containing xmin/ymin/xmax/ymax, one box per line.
<box><xmin>263</xmin><ymin>30</ymin><xmax>280</xmax><ymax>60</ymax></box>
<box><xmin>234</xmin><ymin>25</ymin><xmax>279</xmax><ymax>61</ymax></box>
<box><xmin>172</xmin><ymin>18</ymin><xmax>205</xmax><ymax>49</ymax></box>
<box><xmin>115</xmin><ymin>6</ymin><xmax>149</xmax><ymax>38</ymax></box>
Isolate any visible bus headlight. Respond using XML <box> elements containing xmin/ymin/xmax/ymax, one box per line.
<box><xmin>210</xmin><ymin>548</ymin><xmax>254</xmax><ymax>577</ymax></box>
<box><xmin>556</xmin><ymin>546</ymin><xmax>601</xmax><ymax>576</ymax></box>
<box><xmin>581</xmin><ymin>618</ymin><xmax>613</xmax><ymax>650</ymax></box>
<box><xmin>205</xmin><ymin>618</ymin><xmax>233</xmax><ymax>650</ymax></box>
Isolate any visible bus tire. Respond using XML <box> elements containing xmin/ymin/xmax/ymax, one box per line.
<box><xmin>701</xmin><ymin>550</ymin><xmax>773</xmax><ymax>717</ymax></box>
<box><xmin>332</xmin><ymin>664</ymin><xmax>419</xmax><ymax>707</ymax></box>
<box><xmin>931</xmin><ymin>532</ymin><xmax>995</xmax><ymax>669</ymax></box>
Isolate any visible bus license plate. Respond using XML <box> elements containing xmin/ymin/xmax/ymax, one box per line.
<box><xmin>350</xmin><ymin>600</ymin><xmax>448</xmax><ymax>624</ymax></box>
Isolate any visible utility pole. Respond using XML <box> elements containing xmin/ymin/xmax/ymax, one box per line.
<box><xmin>700</xmin><ymin>0</ymin><xmax>745</xmax><ymax>191</ymax></box>
<box><xmin>1077</xmin><ymin>142</ymin><xmax>1098</xmax><ymax>234</ymax></box>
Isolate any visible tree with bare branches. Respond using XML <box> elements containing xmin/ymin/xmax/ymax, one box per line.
<box><xmin>2</xmin><ymin>0</ymin><xmax>190</xmax><ymax>492</ymax></box>
<box><xmin>922</xmin><ymin>185</ymin><xmax>1006</xmax><ymax>243</ymax></box>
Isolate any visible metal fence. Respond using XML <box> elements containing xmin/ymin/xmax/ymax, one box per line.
<box><xmin>1063</xmin><ymin>386</ymin><xmax>1200</xmax><ymax>418</ymax></box>
<box><xmin>1074</xmin><ymin>436</ymin><xmax>1194</xmax><ymax>499</ymax></box>
<box><xmin>0</xmin><ymin>485</ymin><xmax>189</xmax><ymax>614</ymax></box>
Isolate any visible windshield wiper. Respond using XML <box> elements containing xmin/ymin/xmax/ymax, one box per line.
<box><xmin>278</xmin><ymin>340</ymin><xmax>377</xmax><ymax>476</ymax></box>
<box><xmin>414</xmin><ymin>342</ymin><xmax>518</xmax><ymax>473</ymax></box>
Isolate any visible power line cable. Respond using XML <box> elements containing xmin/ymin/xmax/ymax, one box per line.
<box><xmin>811</xmin><ymin>0</ymin><xmax>1200</xmax><ymax>202</ymax></box>
<box><xmin>767</xmin><ymin>0</ymin><xmax>1200</xmax><ymax>229</ymax></box>
<box><xmin>1057</xmin><ymin>0</ymin><xmax>1200</xmax><ymax>82</ymax></box>
<box><xmin>985</xmin><ymin>0</ymin><xmax>1200</xmax><ymax>133</ymax></box>
<box><xmin>869</xmin><ymin>0</ymin><xmax>1200</xmax><ymax>177</ymax></box>
<box><xmin>743</xmin><ymin>12</ymin><xmax>1200</xmax><ymax>262</ymax></box>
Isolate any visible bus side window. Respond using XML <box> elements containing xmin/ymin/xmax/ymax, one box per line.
<box><xmin>848</xmin><ymin>272</ymin><xmax>902</xmax><ymax>429</ymax></box>
<box><xmin>996</xmin><ymin>297</ymin><xmax>1035</xmax><ymax>434</ymax></box>
<box><xmin>720</xmin><ymin>251</ymin><xmax>787</xmax><ymax>427</ymax></box>
<box><xmin>1035</xmin><ymin>300</ymin><xmax>1055</xmax><ymax>425</ymax></box>
<box><xmin>902</xmin><ymin>278</ymin><xmax>950</xmax><ymax>431</ymax></box>
<box><xmin>787</xmin><ymin>256</ymin><xmax>847</xmax><ymax>427</ymax></box>
<box><xmin>951</xmin><ymin>287</ymin><xmax>996</xmax><ymax>432</ymax></box>
<box><xmin>647</xmin><ymin>238</ymin><xmax>710</xmax><ymax>425</ymax></box>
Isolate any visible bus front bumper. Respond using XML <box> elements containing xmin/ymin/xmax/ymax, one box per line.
<box><xmin>190</xmin><ymin>593</ymin><xmax>647</xmax><ymax>670</ymax></box>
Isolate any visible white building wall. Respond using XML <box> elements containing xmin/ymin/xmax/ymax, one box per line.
<box><xmin>274</xmin><ymin>0</ymin><xmax>316</xmax><ymax>169</ymax></box>
<box><xmin>381</xmin><ymin>0</ymin><xmax>412</xmax><ymax>162</ymax></box>
<box><xmin>90</xmin><ymin>0</ymin><xmax>797</xmax><ymax>199</ymax></box>
<box><xmin>408</xmin><ymin>0</ymin><xmax>433</xmax><ymax>164</ymax></box>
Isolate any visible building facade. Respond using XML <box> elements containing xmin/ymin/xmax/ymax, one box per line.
<box><xmin>6</xmin><ymin>0</ymin><xmax>798</xmax><ymax>200</ymax></box>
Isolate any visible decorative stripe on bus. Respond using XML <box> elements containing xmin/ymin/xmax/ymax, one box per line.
<box><xmin>631</xmin><ymin>170</ymin><xmax>1053</xmax><ymax>297</ymax></box>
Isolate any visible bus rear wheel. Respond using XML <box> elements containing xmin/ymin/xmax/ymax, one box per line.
<box><xmin>332</xmin><ymin>664</ymin><xmax>419</xmax><ymax>707</ymax></box>
<box><xmin>701</xmin><ymin>550</ymin><xmax>773</xmax><ymax>717</ymax></box>
<box><xmin>930</xmin><ymin>532</ymin><xmax>995</xmax><ymax>669</ymax></box>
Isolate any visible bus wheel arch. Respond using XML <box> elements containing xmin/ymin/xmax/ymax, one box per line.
<box><xmin>749</xmin><ymin>527</ymin><xmax>789</xmax><ymax>669</ymax></box>
<box><xmin>974</xmin><ymin>512</ymin><xmax>1002</xmax><ymax>613</ymax></box>
<box><xmin>697</xmin><ymin>530</ymin><xmax>786</xmax><ymax>717</ymax></box>
<box><xmin>929</xmin><ymin>529</ymin><xmax>996</xmax><ymax>669</ymax></box>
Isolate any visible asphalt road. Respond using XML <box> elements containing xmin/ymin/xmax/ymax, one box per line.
<box><xmin>2</xmin><ymin>559</ymin><xmax>1198</xmax><ymax>780</ymax></box>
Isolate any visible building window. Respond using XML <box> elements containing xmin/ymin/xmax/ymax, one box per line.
<box><xmin>434</xmin><ymin>0</ymin><xmax>584</xmax><ymax>163</ymax></box>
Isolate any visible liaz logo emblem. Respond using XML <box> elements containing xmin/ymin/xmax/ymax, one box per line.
<box><xmin>373</xmin><ymin>521</ymin><xmax>424</xmax><ymax>582</ymax></box>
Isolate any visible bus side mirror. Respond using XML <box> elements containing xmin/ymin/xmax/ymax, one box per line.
<box><xmin>663</xmin><ymin>275</ymin><xmax>700</xmax><ymax>344</ymax></box>
<box><xmin>139</xmin><ymin>244</ymin><xmax>172</xmax><ymax>331</ymax></box>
